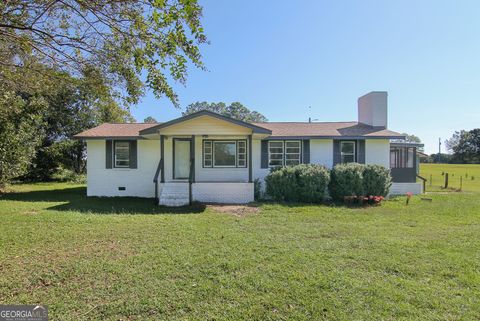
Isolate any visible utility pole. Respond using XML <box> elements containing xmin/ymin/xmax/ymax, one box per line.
<box><xmin>438</xmin><ymin>137</ymin><xmax>442</xmax><ymax>163</ymax></box>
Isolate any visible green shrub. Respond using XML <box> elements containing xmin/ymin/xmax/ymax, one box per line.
<box><xmin>363</xmin><ymin>164</ymin><xmax>392</xmax><ymax>196</ymax></box>
<box><xmin>52</xmin><ymin>168</ymin><xmax>86</xmax><ymax>184</ymax></box>
<box><xmin>265</xmin><ymin>164</ymin><xmax>330</xmax><ymax>202</ymax></box>
<box><xmin>254</xmin><ymin>178</ymin><xmax>262</xmax><ymax>201</ymax></box>
<box><xmin>328</xmin><ymin>163</ymin><xmax>364</xmax><ymax>202</ymax></box>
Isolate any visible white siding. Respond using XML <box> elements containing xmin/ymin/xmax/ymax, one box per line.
<box><xmin>160</xmin><ymin>115</ymin><xmax>252</xmax><ymax>135</ymax></box>
<box><xmin>365</xmin><ymin>139</ymin><xmax>390</xmax><ymax>168</ymax></box>
<box><xmin>310</xmin><ymin>139</ymin><xmax>334</xmax><ymax>168</ymax></box>
<box><xmin>86</xmin><ymin>139</ymin><xmax>159</xmax><ymax>197</ymax></box>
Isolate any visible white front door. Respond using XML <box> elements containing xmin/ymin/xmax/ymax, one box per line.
<box><xmin>174</xmin><ymin>139</ymin><xmax>190</xmax><ymax>179</ymax></box>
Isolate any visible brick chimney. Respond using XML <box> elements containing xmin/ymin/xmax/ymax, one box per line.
<box><xmin>358</xmin><ymin>91</ymin><xmax>388</xmax><ymax>128</ymax></box>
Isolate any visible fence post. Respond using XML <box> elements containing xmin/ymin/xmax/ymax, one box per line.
<box><xmin>460</xmin><ymin>176</ymin><xmax>463</xmax><ymax>191</ymax></box>
<box><xmin>444</xmin><ymin>173</ymin><xmax>449</xmax><ymax>189</ymax></box>
<box><xmin>430</xmin><ymin>174</ymin><xmax>432</xmax><ymax>186</ymax></box>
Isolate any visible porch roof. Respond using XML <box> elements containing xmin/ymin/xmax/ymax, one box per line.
<box><xmin>138</xmin><ymin>110</ymin><xmax>272</xmax><ymax>135</ymax></box>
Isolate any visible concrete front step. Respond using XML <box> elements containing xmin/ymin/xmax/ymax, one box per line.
<box><xmin>159</xmin><ymin>183</ymin><xmax>190</xmax><ymax>206</ymax></box>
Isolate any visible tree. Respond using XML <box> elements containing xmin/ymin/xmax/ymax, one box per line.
<box><xmin>0</xmin><ymin>90</ymin><xmax>45</xmax><ymax>189</ymax></box>
<box><xmin>183</xmin><ymin>102</ymin><xmax>268</xmax><ymax>122</ymax></box>
<box><xmin>0</xmin><ymin>0</ymin><xmax>207</xmax><ymax>107</ymax></box>
<box><xmin>446</xmin><ymin>129</ymin><xmax>480</xmax><ymax>163</ymax></box>
<box><xmin>401</xmin><ymin>133</ymin><xmax>422</xmax><ymax>144</ymax></box>
<box><xmin>445</xmin><ymin>130</ymin><xmax>467</xmax><ymax>153</ymax></box>
<box><xmin>25</xmin><ymin>66</ymin><xmax>134</xmax><ymax>180</ymax></box>
<box><xmin>144</xmin><ymin>116</ymin><xmax>158</xmax><ymax>124</ymax></box>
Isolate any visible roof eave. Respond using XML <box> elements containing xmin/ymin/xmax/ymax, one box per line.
<box><xmin>72</xmin><ymin>136</ymin><xmax>144</xmax><ymax>140</ymax></box>
<box><xmin>265</xmin><ymin>135</ymin><xmax>406</xmax><ymax>140</ymax></box>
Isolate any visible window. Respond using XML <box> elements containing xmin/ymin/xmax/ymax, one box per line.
<box><xmin>214</xmin><ymin>141</ymin><xmax>236</xmax><ymax>167</ymax></box>
<box><xmin>268</xmin><ymin>140</ymin><xmax>302</xmax><ymax>167</ymax></box>
<box><xmin>237</xmin><ymin>141</ymin><xmax>247</xmax><ymax>167</ymax></box>
<box><xmin>268</xmin><ymin>141</ymin><xmax>284</xmax><ymax>167</ymax></box>
<box><xmin>203</xmin><ymin>140</ymin><xmax>247</xmax><ymax>168</ymax></box>
<box><xmin>390</xmin><ymin>147</ymin><xmax>415</xmax><ymax>168</ymax></box>
<box><xmin>203</xmin><ymin>141</ymin><xmax>212</xmax><ymax>167</ymax></box>
<box><xmin>114</xmin><ymin>141</ymin><xmax>130</xmax><ymax>167</ymax></box>
<box><xmin>285</xmin><ymin>141</ymin><xmax>301</xmax><ymax>166</ymax></box>
<box><xmin>340</xmin><ymin>141</ymin><xmax>355</xmax><ymax>163</ymax></box>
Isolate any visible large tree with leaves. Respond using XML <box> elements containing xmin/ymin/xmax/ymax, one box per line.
<box><xmin>0</xmin><ymin>0</ymin><xmax>207</xmax><ymax>107</ymax></box>
<box><xmin>183</xmin><ymin>102</ymin><xmax>268</xmax><ymax>122</ymax></box>
<box><xmin>446</xmin><ymin>129</ymin><xmax>480</xmax><ymax>163</ymax></box>
<box><xmin>25</xmin><ymin>66</ymin><xmax>134</xmax><ymax>180</ymax></box>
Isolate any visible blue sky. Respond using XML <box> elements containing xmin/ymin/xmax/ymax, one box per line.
<box><xmin>132</xmin><ymin>0</ymin><xmax>480</xmax><ymax>154</ymax></box>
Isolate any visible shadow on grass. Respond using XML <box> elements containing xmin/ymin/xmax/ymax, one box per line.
<box><xmin>0</xmin><ymin>186</ymin><xmax>206</xmax><ymax>215</ymax></box>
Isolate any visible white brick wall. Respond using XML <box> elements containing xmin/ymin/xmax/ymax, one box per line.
<box><xmin>192</xmin><ymin>182</ymin><xmax>254</xmax><ymax>203</ymax></box>
<box><xmin>86</xmin><ymin>139</ymin><xmax>160</xmax><ymax>197</ymax></box>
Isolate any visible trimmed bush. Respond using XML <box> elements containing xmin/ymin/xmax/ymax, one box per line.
<box><xmin>363</xmin><ymin>164</ymin><xmax>392</xmax><ymax>197</ymax></box>
<box><xmin>328</xmin><ymin>163</ymin><xmax>364</xmax><ymax>202</ymax></box>
<box><xmin>265</xmin><ymin>164</ymin><xmax>330</xmax><ymax>202</ymax></box>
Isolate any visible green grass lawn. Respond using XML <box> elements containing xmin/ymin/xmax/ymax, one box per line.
<box><xmin>420</xmin><ymin>163</ymin><xmax>480</xmax><ymax>192</ymax></box>
<box><xmin>1</xmin><ymin>183</ymin><xmax>480</xmax><ymax>320</ymax></box>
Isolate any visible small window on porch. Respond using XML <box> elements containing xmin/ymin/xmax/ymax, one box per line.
<box><xmin>203</xmin><ymin>139</ymin><xmax>247</xmax><ymax>168</ymax></box>
<box><xmin>203</xmin><ymin>141</ymin><xmax>212</xmax><ymax>167</ymax></box>
<box><xmin>390</xmin><ymin>147</ymin><xmax>415</xmax><ymax>168</ymax></box>
<box><xmin>390</xmin><ymin>146</ymin><xmax>415</xmax><ymax>168</ymax></box>
<box><xmin>213</xmin><ymin>141</ymin><xmax>236</xmax><ymax>167</ymax></box>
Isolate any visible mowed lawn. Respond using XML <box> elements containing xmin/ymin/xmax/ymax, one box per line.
<box><xmin>1</xmin><ymin>183</ymin><xmax>480</xmax><ymax>320</ymax></box>
<box><xmin>420</xmin><ymin>163</ymin><xmax>480</xmax><ymax>192</ymax></box>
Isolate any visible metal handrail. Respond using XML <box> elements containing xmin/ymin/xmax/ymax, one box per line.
<box><xmin>153</xmin><ymin>158</ymin><xmax>163</xmax><ymax>204</ymax></box>
<box><xmin>188</xmin><ymin>158</ymin><xmax>194</xmax><ymax>205</ymax></box>
<box><xmin>416</xmin><ymin>174</ymin><xmax>427</xmax><ymax>193</ymax></box>
<box><xmin>153</xmin><ymin>158</ymin><xmax>163</xmax><ymax>183</ymax></box>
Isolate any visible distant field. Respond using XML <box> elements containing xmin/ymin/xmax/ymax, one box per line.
<box><xmin>420</xmin><ymin>163</ymin><xmax>480</xmax><ymax>192</ymax></box>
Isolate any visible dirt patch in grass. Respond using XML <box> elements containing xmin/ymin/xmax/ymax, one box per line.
<box><xmin>208</xmin><ymin>204</ymin><xmax>260</xmax><ymax>217</ymax></box>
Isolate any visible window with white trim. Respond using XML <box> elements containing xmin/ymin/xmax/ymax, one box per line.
<box><xmin>268</xmin><ymin>141</ymin><xmax>284</xmax><ymax>167</ymax></box>
<box><xmin>237</xmin><ymin>141</ymin><xmax>246</xmax><ymax>167</ymax></box>
<box><xmin>203</xmin><ymin>140</ymin><xmax>247</xmax><ymax>168</ymax></box>
<box><xmin>203</xmin><ymin>141</ymin><xmax>212</xmax><ymax>167</ymax></box>
<box><xmin>340</xmin><ymin>141</ymin><xmax>355</xmax><ymax>163</ymax></box>
<box><xmin>285</xmin><ymin>141</ymin><xmax>301</xmax><ymax>166</ymax></box>
<box><xmin>268</xmin><ymin>140</ymin><xmax>301</xmax><ymax>167</ymax></box>
<box><xmin>114</xmin><ymin>141</ymin><xmax>130</xmax><ymax>167</ymax></box>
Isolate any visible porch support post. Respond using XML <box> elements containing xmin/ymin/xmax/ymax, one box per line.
<box><xmin>248</xmin><ymin>134</ymin><xmax>253</xmax><ymax>183</ymax></box>
<box><xmin>160</xmin><ymin>135</ymin><xmax>165</xmax><ymax>183</ymax></box>
<box><xmin>191</xmin><ymin>135</ymin><xmax>195</xmax><ymax>183</ymax></box>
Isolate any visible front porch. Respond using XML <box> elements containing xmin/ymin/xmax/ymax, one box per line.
<box><xmin>142</xmin><ymin>111</ymin><xmax>271</xmax><ymax>206</ymax></box>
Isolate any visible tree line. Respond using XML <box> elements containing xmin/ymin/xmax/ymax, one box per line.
<box><xmin>0</xmin><ymin>0</ymin><xmax>207</xmax><ymax>188</ymax></box>
<box><xmin>0</xmin><ymin>1</ymin><xmax>269</xmax><ymax>189</ymax></box>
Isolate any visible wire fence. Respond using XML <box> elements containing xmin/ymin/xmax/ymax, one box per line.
<box><xmin>421</xmin><ymin>171</ymin><xmax>478</xmax><ymax>192</ymax></box>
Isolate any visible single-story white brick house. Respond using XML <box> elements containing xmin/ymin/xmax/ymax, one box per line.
<box><xmin>74</xmin><ymin>91</ymin><xmax>423</xmax><ymax>206</ymax></box>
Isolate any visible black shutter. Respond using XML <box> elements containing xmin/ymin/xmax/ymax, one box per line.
<box><xmin>106</xmin><ymin>140</ymin><xmax>113</xmax><ymax>169</ymax></box>
<box><xmin>357</xmin><ymin>140</ymin><xmax>365</xmax><ymax>164</ymax></box>
<box><xmin>302</xmin><ymin>140</ymin><xmax>310</xmax><ymax>164</ymax></box>
<box><xmin>333</xmin><ymin>140</ymin><xmax>341</xmax><ymax>166</ymax></box>
<box><xmin>129</xmin><ymin>140</ymin><xmax>137</xmax><ymax>169</ymax></box>
<box><xmin>261</xmin><ymin>140</ymin><xmax>268</xmax><ymax>168</ymax></box>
